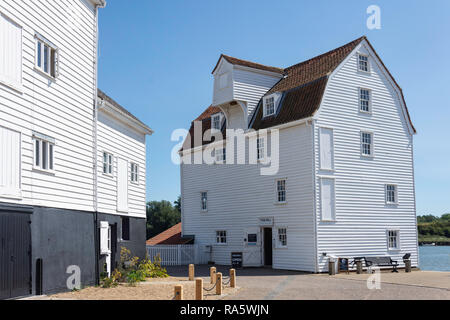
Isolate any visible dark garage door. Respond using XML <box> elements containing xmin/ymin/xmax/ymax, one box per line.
<box><xmin>0</xmin><ymin>212</ymin><xmax>31</xmax><ymax>300</ymax></box>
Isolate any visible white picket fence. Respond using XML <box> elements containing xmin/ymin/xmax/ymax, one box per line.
<box><xmin>146</xmin><ymin>245</ymin><xmax>209</xmax><ymax>266</ymax></box>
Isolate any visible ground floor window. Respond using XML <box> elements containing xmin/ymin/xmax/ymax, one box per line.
<box><xmin>216</xmin><ymin>231</ymin><xmax>227</xmax><ymax>244</ymax></box>
<box><xmin>278</xmin><ymin>228</ymin><xmax>287</xmax><ymax>247</ymax></box>
<box><xmin>122</xmin><ymin>217</ymin><xmax>130</xmax><ymax>241</ymax></box>
<box><xmin>388</xmin><ymin>230</ymin><xmax>400</xmax><ymax>250</ymax></box>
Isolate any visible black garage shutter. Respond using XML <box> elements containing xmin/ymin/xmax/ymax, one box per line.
<box><xmin>0</xmin><ymin>211</ymin><xmax>32</xmax><ymax>300</ymax></box>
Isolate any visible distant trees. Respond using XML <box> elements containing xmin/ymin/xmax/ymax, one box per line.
<box><xmin>417</xmin><ymin>214</ymin><xmax>450</xmax><ymax>238</ymax></box>
<box><xmin>146</xmin><ymin>198</ymin><xmax>181</xmax><ymax>239</ymax></box>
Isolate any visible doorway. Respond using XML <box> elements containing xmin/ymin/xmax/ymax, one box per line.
<box><xmin>263</xmin><ymin>228</ymin><xmax>273</xmax><ymax>266</ymax></box>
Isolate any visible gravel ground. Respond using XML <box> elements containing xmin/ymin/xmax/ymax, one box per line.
<box><xmin>47</xmin><ymin>277</ymin><xmax>239</xmax><ymax>300</ymax></box>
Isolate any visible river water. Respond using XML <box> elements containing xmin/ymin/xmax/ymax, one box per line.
<box><xmin>419</xmin><ymin>246</ymin><xmax>450</xmax><ymax>272</ymax></box>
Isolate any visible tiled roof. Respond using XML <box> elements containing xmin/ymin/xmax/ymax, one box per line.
<box><xmin>146</xmin><ymin>223</ymin><xmax>192</xmax><ymax>245</ymax></box>
<box><xmin>212</xmin><ymin>54</ymin><xmax>284</xmax><ymax>75</ymax></box>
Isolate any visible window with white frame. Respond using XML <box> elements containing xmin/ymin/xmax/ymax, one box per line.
<box><xmin>130</xmin><ymin>162</ymin><xmax>139</xmax><ymax>183</ymax></box>
<box><xmin>359</xmin><ymin>88</ymin><xmax>371</xmax><ymax>113</ymax></box>
<box><xmin>386</xmin><ymin>185</ymin><xmax>397</xmax><ymax>204</ymax></box>
<box><xmin>276</xmin><ymin>179</ymin><xmax>287</xmax><ymax>203</ymax></box>
<box><xmin>201</xmin><ymin>192</ymin><xmax>208</xmax><ymax>211</ymax></box>
<box><xmin>35</xmin><ymin>35</ymin><xmax>58</xmax><ymax>78</ymax></box>
<box><xmin>361</xmin><ymin>132</ymin><xmax>373</xmax><ymax>156</ymax></box>
<box><xmin>212</xmin><ymin>113</ymin><xmax>222</xmax><ymax>131</ymax></box>
<box><xmin>264</xmin><ymin>96</ymin><xmax>275</xmax><ymax>117</ymax></box>
<box><xmin>103</xmin><ymin>152</ymin><xmax>113</xmax><ymax>175</ymax></box>
<box><xmin>33</xmin><ymin>134</ymin><xmax>55</xmax><ymax>172</ymax></box>
<box><xmin>257</xmin><ymin>137</ymin><xmax>265</xmax><ymax>161</ymax></box>
<box><xmin>278</xmin><ymin>228</ymin><xmax>287</xmax><ymax>247</ymax></box>
<box><xmin>216</xmin><ymin>231</ymin><xmax>227</xmax><ymax>244</ymax></box>
<box><xmin>215</xmin><ymin>148</ymin><xmax>226</xmax><ymax>163</ymax></box>
<box><xmin>388</xmin><ymin>230</ymin><xmax>400</xmax><ymax>250</ymax></box>
<box><xmin>358</xmin><ymin>54</ymin><xmax>369</xmax><ymax>72</ymax></box>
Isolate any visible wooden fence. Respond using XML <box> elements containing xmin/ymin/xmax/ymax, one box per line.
<box><xmin>146</xmin><ymin>245</ymin><xmax>209</xmax><ymax>266</ymax></box>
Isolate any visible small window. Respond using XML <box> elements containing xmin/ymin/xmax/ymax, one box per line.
<box><xmin>103</xmin><ymin>152</ymin><xmax>113</xmax><ymax>175</ymax></box>
<box><xmin>264</xmin><ymin>97</ymin><xmax>275</xmax><ymax>117</ymax></box>
<box><xmin>215</xmin><ymin>148</ymin><xmax>226</xmax><ymax>163</ymax></box>
<box><xmin>35</xmin><ymin>36</ymin><xmax>58</xmax><ymax>78</ymax></box>
<box><xmin>257</xmin><ymin>137</ymin><xmax>265</xmax><ymax>161</ymax></box>
<box><xmin>130</xmin><ymin>163</ymin><xmax>139</xmax><ymax>183</ymax></box>
<box><xmin>122</xmin><ymin>217</ymin><xmax>130</xmax><ymax>241</ymax></box>
<box><xmin>212</xmin><ymin>113</ymin><xmax>222</xmax><ymax>131</ymax></box>
<box><xmin>216</xmin><ymin>231</ymin><xmax>227</xmax><ymax>244</ymax></box>
<box><xmin>277</xmin><ymin>179</ymin><xmax>287</xmax><ymax>203</ymax></box>
<box><xmin>358</xmin><ymin>54</ymin><xmax>369</xmax><ymax>72</ymax></box>
<box><xmin>201</xmin><ymin>192</ymin><xmax>208</xmax><ymax>211</ymax></box>
<box><xmin>33</xmin><ymin>136</ymin><xmax>55</xmax><ymax>172</ymax></box>
<box><xmin>388</xmin><ymin>230</ymin><xmax>400</xmax><ymax>250</ymax></box>
<box><xmin>361</xmin><ymin>132</ymin><xmax>373</xmax><ymax>157</ymax></box>
<box><xmin>359</xmin><ymin>89</ymin><xmax>371</xmax><ymax>113</ymax></box>
<box><xmin>247</xmin><ymin>234</ymin><xmax>257</xmax><ymax>245</ymax></box>
<box><xmin>278</xmin><ymin>228</ymin><xmax>287</xmax><ymax>247</ymax></box>
<box><xmin>386</xmin><ymin>185</ymin><xmax>397</xmax><ymax>204</ymax></box>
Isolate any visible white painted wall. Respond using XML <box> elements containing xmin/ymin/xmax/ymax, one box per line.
<box><xmin>0</xmin><ymin>0</ymin><xmax>97</xmax><ymax>212</ymax></box>
<box><xmin>314</xmin><ymin>42</ymin><xmax>418</xmax><ymax>271</ymax></box>
<box><xmin>181</xmin><ymin>123</ymin><xmax>316</xmax><ymax>272</ymax></box>
<box><xmin>97</xmin><ymin>111</ymin><xmax>147</xmax><ymax>218</ymax></box>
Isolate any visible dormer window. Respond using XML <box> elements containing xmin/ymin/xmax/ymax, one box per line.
<box><xmin>264</xmin><ymin>96</ymin><xmax>275</xmax><ymax>117</ymax></box>
<box><xmin>358</xmin><ymin>54</ymin><xmax>369</xmax><ymax>73</ymax></box>
<box><xmin>212</xmin><ymin>113</ymin><xmax>222</xmax><ymax>131</ymax></box>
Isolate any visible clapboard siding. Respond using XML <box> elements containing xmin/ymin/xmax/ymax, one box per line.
<box><xmin>0</xmin><ymin>0</ymin><xmax>97</xmax><ymax>212</ymax></box>
<box><xmin>314</xmin><ymin>43</ymin><xmax>418</xmax><ymax>271</ymax></box>
<box><xmin>182</xmin><ymin>123</ymin><xmax>316</xmax><ymax>272</ymax></box>
<box><xmin>96</xmin><ymin>112</ymin><xmax>147</xmax><ymax>218</ymax></box>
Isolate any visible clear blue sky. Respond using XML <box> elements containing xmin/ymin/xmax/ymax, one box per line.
<box><xmin>97</xmin><ymin>0</ymin><xmax>450</xmax><ymax>216</ymax></box>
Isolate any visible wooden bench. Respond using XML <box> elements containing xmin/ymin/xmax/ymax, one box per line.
<box><xmin>364</xmin><ymin>256</ymin><xmax>399</xmax><ymax>273</ymax></box>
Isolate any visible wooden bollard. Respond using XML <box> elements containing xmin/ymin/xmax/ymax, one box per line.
<box><xmin>216</xmin><ymin>272</ymin><xmax>222</xmax><ymax>295</ymax></box>
<box><xmin>356</xmin><ymin>261</ymin><xmax>363</xmax><ymax>274</ymax></box>
<box><xmin>230</xmin><ymin>269</ymin><xmax>236</xmax><ymax>288</ymax></box>
<box><xmin>189</xmin><ymin>264</ymin><xmax>195</xmax><ymax>281</ymax></box>
<box><xmin>195</xmin><ymin>278</ymin><xmax>203</xmax><ymax>301</ymax></box>
<box><xmin>174</xmin><ymin>285</ymin><xmax>183</xmax><ymax>300</ymax></box>
<box><xmin>210</xmin><ymin>267</ymin><xmax>216</xmax><ymax>284</ymax></box>
<box><xmin>405</xmin><ymin>260</ymin><xmax>412</xmax><ymax>273</ymax></box>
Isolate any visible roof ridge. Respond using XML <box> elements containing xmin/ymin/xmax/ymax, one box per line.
<box><xmin>221</xmin><ymin>54</ymin><xmax>285</xmax><ymax>72</ymax></box>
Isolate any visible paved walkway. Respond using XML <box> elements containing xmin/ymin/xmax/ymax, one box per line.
<box><xmin>166</xmin><ymin>266</ymin><xmax>450</xmax><ymax>300</ymax></box>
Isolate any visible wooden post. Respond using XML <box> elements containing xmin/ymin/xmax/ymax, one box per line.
<box><xmin>195</xmin><ymin>278</ymin><xmax>203</xmax><ymax>301</ymax></box>
<box><xmin>174</xmin><ymin>285</ymin><xmax>183</xmax><ymax>300</ymax></box>
<box><xmin>405</xmin><ymin>260</ymin><xmax>412</xmax><ymax>273</ymax></box>
<box><xmin>210</xmin><ymin>267</ymin><xmax>216</xmax><ymax>284</ymax></box>
<box><xmin>230</xmin><ymin>269</ymin><xmax>236</xmax><ymax>288</ymax></box>
<box><xmin>189</xmin><ymin>264</ymin><xmax>195</xmax><ymax>281</ymax></box>
<box><xmin>356</xmin><ymin>261</ymin><xmax>363</xmax><ymax>274</ymax></box>
<box><xmin>216</xmin><ymin>272</ymin><xmax>222</xmax><ymax>295</ymax></box>
<box><xmin>328</xmin><ymin>260</ymin><xmax>335</xmax><ymax>276</ymax></box>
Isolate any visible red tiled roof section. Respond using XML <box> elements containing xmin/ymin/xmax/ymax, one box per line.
<box><xmin>146</xmin><ymin>223</ymin><xmax>191</xmax><ymax>245</ymax></box>
<box><xmin>252</xmin><ymin>76</ymin><xmax>328</xmax><ymax>130</ymax></box>
<box><xmin>195</xmin><ymin>106</ymin><xmax>222</xmax><ymax>121</ymax></box>
<box><xmin>266</xmin><ymin>36</ymin><xmax>365</xmax><ymax>95</ymax></box>
<box><xmin>212</xmin><ymin>54</ymin><xmax>285</xmax><ymax>75</ymax></box>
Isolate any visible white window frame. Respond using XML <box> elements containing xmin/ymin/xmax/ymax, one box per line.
<box><xmin>35</xmin><ymin>34</ymin><xmax>58</xmax><ymax>79</ymax></box>
<box><xmin>201</xmin><ymin>191</ymin><xmax>208</xmax><ymax>212</ymax></box>
<box><xmin>361</xmin><ymin>131</ymin><xmax>374</xmax><ymax>157</ymax></box>
<box><xmin>358</xmin><ymin>53</ymin><xmax>370</xmax><ymax>73</ymax></box>
<box><xmin>211</xmin><ymin>113</ymin><xmax>222</xmax><ymax>131</ymax></box>
<box><xmin>263</xmin><ymin>96</ymin><xmax>276</xmax><ymax>117</ymax></box>
<box><xmin>277</xmin><ymin>227</ymin><xmax>288</xmax><ymax>248</ymax></box>
<box><xmin>276</xmin><ymin>179</ymin><xmax>287</xmax><ymax>204</ymax></box>
<box><xmin>257</xmin><ymin>137</ymin><xmax>266</xmax><ymax>161</ymax></box>
<box><xmin>320</xmin><ymin>176</ymin><xmax>336</xmax><ymax>222</ymax></box>
<box><xmin>103</xmin><ymin>152</ymin><xmax>113</xmax><ymax>176</ymax></box>
<box><xmin>319</xmin><ymin>127</ymin><xmax>335</xmax><ymax>171</ymax></box>
<box><xmin>32</xmin><ymin>133</ymin><xmax>55</xmax><ymax>174</ymax></box>
<box><xmin>385</xmin><ymin>184</ymin><xmax>398</xmax><ymax>205</ymax></box>
<box><xmin>0</xmin><ymin>13</ymin><xmax>23</xmax><ymax>92</ymax></box>
<box><xmin>130</xmin><ymin>162</ymin><xmax>139</xmax><ymax>184</ymax></box>
<box><xmin>214</xmin><ymin>147</ymin><xmax>226</xmax><ymax>163</ymax></box>
<box><xmin>359</xmin><ymin>88</ymin><xmax>372</xmax><ymax>114</ymax></box>
<box><xmin>387</xmin><ymin>229</ymin><xmax>400</xmax><ymax>251</ymax></box>
<box><xmin>216</xmin><ymin>230</ymin><xmax>227</xmax><ymax>245</ymax></box>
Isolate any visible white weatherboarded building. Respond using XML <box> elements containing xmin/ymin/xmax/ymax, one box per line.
<box><xmin>0</xmin><ymin>1</ymin><xmax>152</xmax><ymax>298</ymax></box>
<box><xmin>180</xmin><ymin>36</ymin><xmax>418</xmax><ymax>273</ymax></box>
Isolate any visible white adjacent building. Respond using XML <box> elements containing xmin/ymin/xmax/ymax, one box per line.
<box><xmin>180</xmin><ymin>36</ymin><xmax>418</xmax><ymax>272</ymax></box>
<box><xmin>0</xmin><ymin>0</ymin><xmax>152</xmax><ymax>298</ymax></box>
